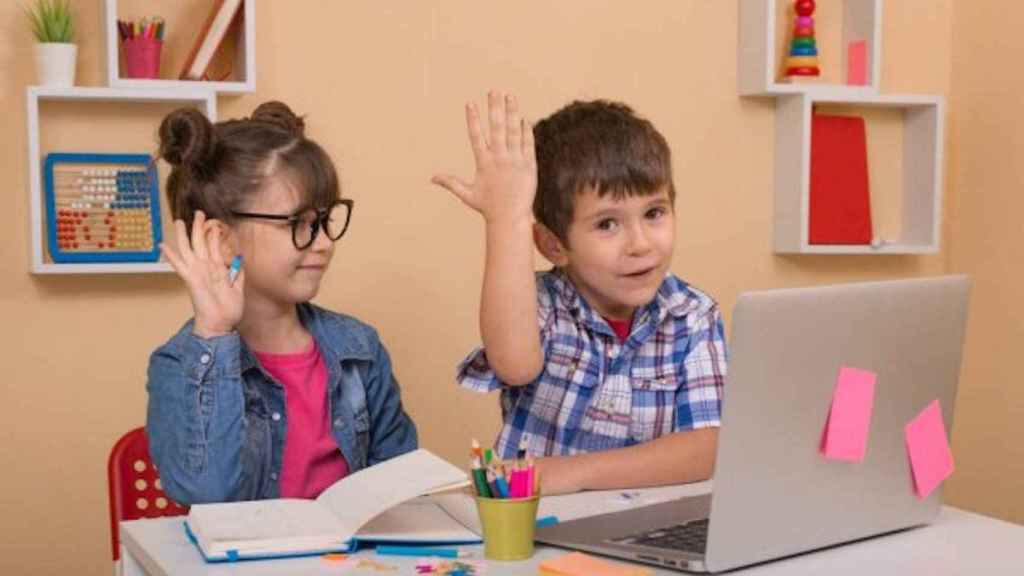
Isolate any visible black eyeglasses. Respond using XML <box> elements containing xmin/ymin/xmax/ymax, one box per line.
<box><xmin>231</xmin><ymin>199</ymin><xmax>354</xmax><ymax>250</ymax></box>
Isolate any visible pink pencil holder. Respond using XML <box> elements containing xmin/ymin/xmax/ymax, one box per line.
<box><xmin>122</xmin><ymin>37</ymin><xmax>163</xmax><ymax>79</ymax></box>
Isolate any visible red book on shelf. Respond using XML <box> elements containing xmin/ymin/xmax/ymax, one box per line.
<box><xmin>809</xmin><ymin>114</ymin><xmax>873</xmax><ymax>244</ymax></box>
<box><xmin>179</xmin><ymin>0</ymin><xmax>244</xmax><ymax>81</ymax></box>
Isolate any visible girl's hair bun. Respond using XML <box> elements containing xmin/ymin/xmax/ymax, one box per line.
<box><xmin>251</xmin><ymin>101</ymin><xmax>306</xmax><ymax>138</ymax></box>
<box><xmin>158</xmin><ymin>107</ymin><xmax>217</xmax><ymax>172</ymax></box>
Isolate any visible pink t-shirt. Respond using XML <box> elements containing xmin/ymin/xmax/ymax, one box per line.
<box><xmin>255</xmin><ymin>340</ymin><xmax>349</xmax><ymax>498</ymax></box>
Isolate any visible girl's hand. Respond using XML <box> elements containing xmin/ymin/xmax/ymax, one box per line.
<box><xmin>432</xmin><ymin>91</ymin><xmax>537</xmax><ymax>225</ymax></box>
<box><xmin>160</xmin><ymin>211</ymin><xmax>245</xmax><ymax>339</ymax></box>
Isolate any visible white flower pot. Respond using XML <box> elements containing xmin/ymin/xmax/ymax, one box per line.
<box><xmin>34</xmin><ymin>43</ymin><xmax>77</xmax><ymax>87</ymax></box>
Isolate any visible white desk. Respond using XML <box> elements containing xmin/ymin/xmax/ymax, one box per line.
<box><xmin>121</xmin><ymin>505</ymin><xmax>1024</xmax><ymax>575</ymax></box>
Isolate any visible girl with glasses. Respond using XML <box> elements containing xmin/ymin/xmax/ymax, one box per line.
<box><xmin>146</xmin><ymin>101</ymin><xmax>417</xmax><ymax>505</ymax></box>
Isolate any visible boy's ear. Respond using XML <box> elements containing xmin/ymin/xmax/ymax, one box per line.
<box><xmin>533</xmin><ymin>223</ymin><xmax>569</xmax><ymax>267</ymax></box>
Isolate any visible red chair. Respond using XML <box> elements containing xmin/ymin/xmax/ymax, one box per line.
<box><xmin>107</xmin><ymin>427</ymin><xmax>188</xmax><ymax>566</ymax></box>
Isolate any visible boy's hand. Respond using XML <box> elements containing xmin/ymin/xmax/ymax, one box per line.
<box><xmin>432</xmin><ymin>91</ymin><xmax>537</xmax><ymax>224</ymax></box>
<box><xmin>160</xmin><ymin>210</ymin><xmax>245</xmax><ymax>339</ymax></box>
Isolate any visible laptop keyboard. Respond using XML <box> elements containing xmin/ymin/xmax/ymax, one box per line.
<box><xmin>608</xmin><ymin>518</ymin><xmax>709</xmax><ymax>554</ymax></box>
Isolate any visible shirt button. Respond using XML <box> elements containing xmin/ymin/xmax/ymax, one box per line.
<box><xmin>199</xmin><ymin>353</ymin><xmax>211</xmax><ymax>364</ymax></box>
<box><xmin>272</xmin><ymin>412</ymin><xmax>281</xmax><ymax>421</ymax></box>
<box><xmin>270</xmin><ymin>472</ymin><xmax>278</xmax><ymax>480</ymax></box>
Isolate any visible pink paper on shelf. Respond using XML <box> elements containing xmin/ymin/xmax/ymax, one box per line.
<box><xmin>820</xmin><ymin>366</ymin><xmax>877</xmax><ymax>462</ymax></box>
<box><xmin>905</xmin><ymin>400</ymin><xmax>955</xmax><ymax>499</ymax></box>
<box><xmin>847</xmin><ymin>40</ymin><xmax>868</xmax><ymax>85</ymax></box>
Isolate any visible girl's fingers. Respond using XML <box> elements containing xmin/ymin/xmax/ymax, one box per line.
<box><xmin>207</xmin><ymin>222</ymin><xmax>228</xmax><ymax>271</ymax></box>
<box><xmin>160</xmin><ymin>243</ymin><xmax>185</xmax><ymax>276</ymax></box>
<box><xmin>173</xmin><ymin>219</ymin><xmax>194</xmax><ymax>264</ymax></box>
<box><xmin>191</xmin><ymin>210</ymin><xmax>210</xmax><ymax>260</ymax></box>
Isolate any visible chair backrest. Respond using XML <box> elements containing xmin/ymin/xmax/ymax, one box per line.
<box><xmin>107</xmin><ymin>427</ymin><xmax>187</xmax><ymax>561</ymax></box>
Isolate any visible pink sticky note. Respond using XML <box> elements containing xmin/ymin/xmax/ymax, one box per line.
<box><xmin>905</xmin><ymin>400</ymin><xmax>955</xmax><ymax>499</ymax></box>
<box><xmin>820</xmin><ymin>366</ymin><xmax>876</xmax><ymax>462</ymax></box>
<box><xmin>847</xmin><ymin>40</ymin><xmax>868</xmax><ymax>86</ymax></box>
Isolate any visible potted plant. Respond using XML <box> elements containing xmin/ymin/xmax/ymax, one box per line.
<box><xmin>24</xmin><ymin>0</ymin><xmax>77</xmax><ymax>87</ymax></box>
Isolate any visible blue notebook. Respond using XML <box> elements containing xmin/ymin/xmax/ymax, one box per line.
<box><xmin>183</xmin><ymin>449</ymin><xmax>477</xmax><ymax>562</ymax></box>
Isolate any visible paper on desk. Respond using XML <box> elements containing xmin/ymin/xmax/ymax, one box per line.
<box><xmin>820</xmin><ymin>366</ymin><xmax>876</xmax><ymax>462</ymax></box>
<box><xmin>905</xmin><ymin>399</ymin><xmax>955</xmax><ymax>499</ymax></box>
<box><xmin>539</xmin><ymin>551</ymin><xmax>653</xmax><ymax>576</ymax></box>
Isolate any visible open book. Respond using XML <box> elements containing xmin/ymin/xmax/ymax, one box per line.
<box><xmin>185</xmin><ymin>449</ymin><xmax>475</xmax><ymax>562</ymax></box>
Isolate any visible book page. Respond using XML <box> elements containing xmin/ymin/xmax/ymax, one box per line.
<box><xmin>431</xmin><ymin>482</ymin><xmax>713</xmax><ymax>534</ymax></box>
<box><xmin>316</xmin><ymin>449</ymin><xmax>470</xmax><ymax>535</ymax></box>
<box><xmin>188</xmin><ymin>498</ymin><xmax>348</xmax><ymax>553</ymax></box>
<box><xmin>355</xmin><ymin>496</ymin><xmax>481</xmax><ymax>543</ymax></box>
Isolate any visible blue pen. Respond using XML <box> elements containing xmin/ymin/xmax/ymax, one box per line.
<box><xmin>228</xmin><ymin>255</ymin><xmax>242</xmax><ymax>285</ymax></box>
<box><xmin>375</xmin><ymin>545</ymin><xmax>469</xmax><ymax>558</ymax></box>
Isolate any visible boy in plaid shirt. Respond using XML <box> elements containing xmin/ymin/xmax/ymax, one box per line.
<box><xmin>433</xmin><ymin>92</ymin><xmax>727</xmax><ymax>494</ymax></box>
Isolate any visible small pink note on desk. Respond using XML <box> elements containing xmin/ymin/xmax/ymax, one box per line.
<box><xmin>905</xmin><ymin>399</ymin><xmax>955</xmax><ymax>499</ymax></box>
<box><xmin>539</xmin><ymin>551</ymin><xmax>654</xmax><ymax>576</ymax></box>
<box><xmin>820</xmin><ymin>366</ymin><xmax>877</xmax><ymax>462</ymax></box>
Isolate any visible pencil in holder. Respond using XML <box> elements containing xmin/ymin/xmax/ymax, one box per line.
<box><xmin>122</xmin><ymin>36</ymin><xmax>163</xmax><ymax>79</ymax></box>
<box><xmin>474</xmin><ymin>494</ymin><xmax>540</xmax><ymax>561</ymax></box>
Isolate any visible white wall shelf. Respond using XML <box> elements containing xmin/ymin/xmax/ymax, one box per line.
<box><xmin>740</xmin><ymin>0</ymin><xmax>946</xmax><ymax>255</ymax></box>
<box><xmin>102</xmin><ymin>0</ymin><xmax>256</xmax><ymax>94</ymax></box>
<box><xmin>739</xmin><ymin>0</ymin><xmax>882</xmax><ymax>97</ymax></box>
<box><xmin>773</xmin><ymin>92</ymin><xmax>944</xmax><ymax>254</ymax></box>
<box><xmin>26</xmin><ymin>86</ymin><xmax>217</xmax><ymax>275</ymax></box>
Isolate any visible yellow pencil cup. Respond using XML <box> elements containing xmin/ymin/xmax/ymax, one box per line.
<box><xmin>475</xmin><ymin>495</ymin><xmax>540</xmax><ymax>560</ymax></box>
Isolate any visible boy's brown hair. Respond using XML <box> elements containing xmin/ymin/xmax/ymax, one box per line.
<box><xmin>532</xmin><ymin>100</ymin><xmax>675</xmax><ymax>243</ymax></box>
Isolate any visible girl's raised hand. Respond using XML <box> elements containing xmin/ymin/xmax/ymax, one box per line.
<box><xmin>431</xmin><ymin>91</ymin><xmax>537</xmax><ymax>224</ymax></box>
<box><xmin>160</xmin><ymin>210</ymin><xmax>245</xmax><ymax>338</ymax></box>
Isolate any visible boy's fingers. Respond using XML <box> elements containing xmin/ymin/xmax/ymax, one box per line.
<box><xmin>431</xmin><ymin>174</ymin><xmax>475</xmax><ymax>206</ymax></box>
<box><xmin>506</xmin><ymin>95</ymin><xmax>521</xmax><ymax>155</ymax></box>
<box><xmin>523</xmin><ymin>118</ymin><xmax>536</xmax><ymax>165</ymax></box>
<box><xmin>488</xmin><ymin>91</ymin><xmax>506</xmax><ymax>154</ymax></box>
<box><xmin>465</xmin><ymin>103</ymin><xmax>488</xmax><ymax>163</ymax></box>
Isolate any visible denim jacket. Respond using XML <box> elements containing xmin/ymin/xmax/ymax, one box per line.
<box><xmin>146</xmin><ymin>302</ymin><xmax>418</xmax><ymax>505</ymax></box>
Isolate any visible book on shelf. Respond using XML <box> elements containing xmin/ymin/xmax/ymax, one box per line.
<box><xmin>179</xmin><ymin>0</ymin><xmax>244</xmax><ymax>81</ymax></box>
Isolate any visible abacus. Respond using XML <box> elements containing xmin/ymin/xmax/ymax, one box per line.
<box><xmin>44</xmin><ymin>153</ymin><xmax>162</xmax><ymax>263</ymax></box>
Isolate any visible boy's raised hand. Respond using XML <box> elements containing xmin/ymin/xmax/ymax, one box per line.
<box><xmin>160</xmin><ymin>210</ymin><xmax>245</xmax><ymax>339</ymax></box>
<box><xmin>432</xmin><ymin>91</ymin><xmax>537</xmax><ymax>223</ymax></box>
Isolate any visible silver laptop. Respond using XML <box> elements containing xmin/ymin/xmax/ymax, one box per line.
<box><xmin>535</xmin><ymin>276</ymin><xmax>970</xmax><ymax>573</ymax></box>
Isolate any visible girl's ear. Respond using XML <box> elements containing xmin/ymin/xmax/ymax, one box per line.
<box><xmin>533</xmin><ymin>223</ymin><xmax>569</xmax><ymax>267</ymax></box>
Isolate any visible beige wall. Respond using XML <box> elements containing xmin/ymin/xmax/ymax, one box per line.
<box><xmin>0</xmin><ymin>1</ymin><xmax>1013</xmax><ymax>574</ymax></box>
<box><xmin>944</xmin><ymin>1</ymin><xmax>1024</xmax><ymax>524</ymax></box>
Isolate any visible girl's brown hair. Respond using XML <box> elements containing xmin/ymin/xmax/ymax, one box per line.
<box><xmin>158</xmin><ymin>101</ymin><xmax>340</xmax><ymax>235</ymax></box>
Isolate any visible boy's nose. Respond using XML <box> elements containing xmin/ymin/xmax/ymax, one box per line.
<box><xmin>626</xmin><ymin>224</ymin><xmax>653</xmax><ymax>255</ymax></box>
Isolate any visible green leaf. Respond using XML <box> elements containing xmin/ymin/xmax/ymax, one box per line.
<box><xmin>23</xmin><ymin>0</ymin><xmax>74</xmax><ymax>43</ymax></box>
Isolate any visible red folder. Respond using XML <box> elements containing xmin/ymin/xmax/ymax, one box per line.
<box><xmin>809</xmin><ymin>114</ymin><xmax>872</xmax><ymax>244</ymax></box>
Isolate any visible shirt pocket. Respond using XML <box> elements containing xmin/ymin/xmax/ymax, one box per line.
<box><xmin>628</xmin><ymin>361</ymin><xmax>683</xmax><ymax>443</ymax></box>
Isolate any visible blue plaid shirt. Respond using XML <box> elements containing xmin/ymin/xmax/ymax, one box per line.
<box><xmin>457</xmin><ymin>269</ymin><xmax>727</xmax><ymax>459</ymax></box>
